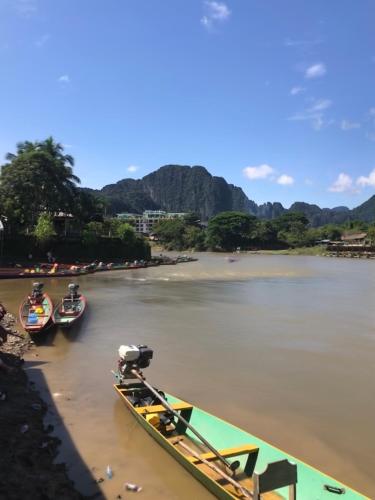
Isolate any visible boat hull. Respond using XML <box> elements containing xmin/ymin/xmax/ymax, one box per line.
<box><xmin>114</xmin><ymin>384</ymin><xmax>367</xmax><ymax>499</ymax></box>
<box><xmin>52</xmin><ymin>294</ymin><xmax>87</xmax><ymax>327</ymax></box>
<box><xmin>19</xmin><ymin>294</ymin><xmax>53</xmax><ymax>333</ymax></box>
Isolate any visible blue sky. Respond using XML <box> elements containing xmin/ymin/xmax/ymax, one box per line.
<box><xmin>0</xmin><ymin>0</ymin><xmax>374</xmax><ymax>209</ymax></box>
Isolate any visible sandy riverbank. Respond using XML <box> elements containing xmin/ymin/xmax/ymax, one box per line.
<box><xmin>0</xmin><ymin>314</ymin><xmax>83</xmax><ymax>500</ymax></box>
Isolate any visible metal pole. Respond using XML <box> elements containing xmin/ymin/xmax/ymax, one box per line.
<box><xmin>175</xmin><ymin>439</ymin><xmax>252</xmax><ymax>498</ymax></box>
<box><xmin>130</xmin><ymin>369</ymin><xmax>238</xmax><ymax>474</ymax></box>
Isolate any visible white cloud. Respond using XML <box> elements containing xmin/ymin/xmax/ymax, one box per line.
<box><xmin>243</xmin><ymin>165</ymin><xmax>295</xmax><ymax>186</ymax></box>
<box><xmin>277</xmin><ymin>174</ymin><xmax>294</xmax><ymax>186</ymax></box>
<box><xmin>290</xmin><ymin>86</ymin><xmax>305</xmax><ymax>96</ymax></box>
<box><xmin>309</xmin><ymin>98</ymin><xmax>331</xmax><ymax>112</ymax></box>
<box><xmin>58</xmin><ymin>74</ymin><xmax>70</xmax><ymax>84</ymax></box>
<box><xmin>328</xmin><ymin>173</ymin><xmax>353</xmax><ymax>193</ymax></box>
<box><xmin>201</xmin><ymin>1</ymin><xmax>230</xmax><ymax>29</ymax></box>
<box><xmin>305</xmin><ymin>63</ymin><xmax>326</xmax><ymax>79</ymax></box>
<box><xmin>357</xmin><ymin>169</ymin><xmax>375</xmax><ymax>187</ymax></box>
<box><xmin>206</xmin><ymin>1</ymin><xmax>230</xmax><ymax>20</ymax></box>
<box><xmin>243</xmin><ymin>164</ymin><xmax>274</xmax><ymax>180</ymax></box>
<box><xmin>305</xmin><ymin>178</ymin><xmax>314</xmax><ymax>186</ymax></box>
<box><xmin>35</xmin><ymin>34</ymin><xmax>50</xmax><ymax>48</ymax></box>
<box><xmin>341</xmin><ymin>120</ymin><xmax>360</xmax><ymax>131</ymax></box>
<box><xmin>127</xmin><ymin>165</ymin><xmax>139</xmax><ymax>173</ymax></box>
<box><xmin>289</xmin><ymin>97</ymin><xmax>333</xmax><ymax>130</ymax></box>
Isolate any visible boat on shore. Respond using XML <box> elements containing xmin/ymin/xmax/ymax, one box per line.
<box><xmin>19</xmin><ymin>283</ymin><xmax>53</xmax><ymax>334</ymax></box>
<box><xmin>52</xmin><ymin>284</ymin><xmax>87</xmax><ymax>327</ymax></box>
<box><xmin>114</xmin><ymin>345</ymin><xmax>367</xmax><ymax>499</ymax></box>
<box><xmin>0</xmin><ymin>256</ymin><xmax>198</xmax><ymax>280</ymax></box>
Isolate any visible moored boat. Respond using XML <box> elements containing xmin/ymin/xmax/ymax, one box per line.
<box><xmin>114</xmin><ymin>345</ymin><xmax>368</xmax><ymax>500</ymax></box>
<box><xmin>19</xmin><ymin>282</ymin><xmax>53</xmax><ymax>333</ymax></box>
<box><xmin>52</xmin><ymin>284</ymin><xmax>87</xmax><ymax>327</ymax></box>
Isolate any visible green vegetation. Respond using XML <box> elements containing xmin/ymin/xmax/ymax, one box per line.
<box><xmin>2</xmin><ymin>138</ymin><xmax>375</xmax><ymax>259</ymax></box>
<box><xmin>206</xmin><ymin>212</ymin><xmax>258</xmax><ymax>251</ymax></box>
<box><xmin>153</xmin><ymin>217</ymin><xmax>206</xmax><ymax>250</ymax></box>
<box><xmin>33</xmin><ymin>213</ymin><xmax>56</xmax><ymax>247</ymax></box>
<box><xmin>1</xmin><ymin>138</ymin><xmax>80</xmax><ymax>228</ymax></box>
<box><xmin>0</xmin><ymin>138</ymin><xmax>149</xmax><ymax>261</ymax></box>
<box><xmin>152</xmin><ymin>211</ymin><xmax>375</xmax><ymax>253</ymax></box>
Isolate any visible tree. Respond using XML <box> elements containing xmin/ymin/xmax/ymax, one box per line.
<box><xmin>115</xmin><ymin>222</ymin><xmax>136</xmax><ymax>245</ymax></box>
<box><xmin>252</xmin><ymin>220</ymin><xmax>278</xmax><ymax>248</ymax></box>
<box><xmin>0</xmin><ymin>137</ymin><xmax>81</xmax><ymax>228</ymax></box>
<box><xmin>183</xmin><ymin>226</ymin><xmax>206</xmax><ymax>250</ymax></box>
<box><xmin>271</xmin><ymin>212</ymin><xmax>311</xmax><ymax>248</ymax></box>
<box><xmin>206</xmin><ymin>212</ymin><xmax>258</xmax><ymax>251</ymax></box>
<box><xmin>271</xmin><ymin>212</ymin><xmax>309</xmax><ymax>233</ymax></box>
<box><xmin>34</xmin><ymin>213</ymin><xmax>56</xmax><ymax>246</ymax></box>
<box><xmin>82</xmin><ymin>222</ymin><xmax>101</xmax><ymax>246</ymax></box>
<box><xmin>367</xmin><ymin>225</ymin><xmax>375</xmax><ymax>245</ymax></box>
<box><xmin>73</xmin><ymin>190</ymin><xmax>105</xmax><ymax>224</ymax></box>
<box><xmin>319</xmin><ymin>224</ymin><xmax>342</xmax><ymax>241</ymax></box>
<box><xmin>183</xmin><ymin>212</ymin><xmax>201</xmax><ymax>226</ymax></box>
<box><xmin>153</xmin><ymin>219</ymin><xmax>186</xmax><ymax>250</ymax></box>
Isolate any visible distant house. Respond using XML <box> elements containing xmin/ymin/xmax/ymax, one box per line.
<box><xmin>341</xmin><ymin>232</ymin><xmax>367</xmax><ymax>245</ymax></box>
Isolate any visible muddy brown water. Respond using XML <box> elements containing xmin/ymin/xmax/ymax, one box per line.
<box><xmin>1</xmin><ymin>254</ymin><xmax>375</xmax><ymax>498</ymax></box>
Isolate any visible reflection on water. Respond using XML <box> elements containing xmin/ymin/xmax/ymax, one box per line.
<box><xmin>1</xmin><ymin>254</ymin><xmax>375</xmax><ymax>498</ymax></box>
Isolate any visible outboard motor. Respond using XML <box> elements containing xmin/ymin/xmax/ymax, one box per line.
<box><xmin>32</xmin><ymin>282</ymin><xmax>44</xmax><ymax>299</ymax></box>
<box><xmin>118</xmin><ymin>344</ymin><xmax>153</xmax><ymax>380</ymax></box>
<box><xmin>68</xmin><ymin>283</ymin><xmax>79</xmax><ymax>299</ymax></box>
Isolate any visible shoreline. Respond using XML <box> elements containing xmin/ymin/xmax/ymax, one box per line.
<box><xmin>0</xmin><ymin>315</ymin><xmax>84</xmax><ymax>499</ymax></box>
<box><xmin>0</xmin><ymin>254</ymin><xmax>197</xmax><ymax>280</ymax></box>
<box><xmin>155</xmin><ymin>244</ymin><xmax>375</xmax><ymax>259</ymax></box>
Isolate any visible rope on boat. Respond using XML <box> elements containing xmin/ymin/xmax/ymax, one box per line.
<box><xmin>130</xmin><ymin>369</ymin><xmax>240</xmax><ymax>476</ymax></box>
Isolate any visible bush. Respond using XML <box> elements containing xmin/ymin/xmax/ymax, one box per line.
<box><xmin>34</xmin><ymin>213</ymin><xmax>56</xmax><ymax>247</ymax></box>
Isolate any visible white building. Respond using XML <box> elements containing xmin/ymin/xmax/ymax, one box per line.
<box><xmin>117</xmin><ymin>210</ymin><xmax>186</xmax><ymax>235</ymax></box>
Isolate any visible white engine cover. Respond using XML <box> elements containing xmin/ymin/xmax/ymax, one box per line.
<box><xmin>118</xmin><ymin>345</ymin><xmax>140</xmax><ymax>361</ymax></box>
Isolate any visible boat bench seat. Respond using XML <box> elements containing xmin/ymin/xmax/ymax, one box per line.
<box><xmin>136</xmin><ymin>401</ymin><xmax>193</xmax><ymax>434</ymax></box>
<box><xmin>187</xmin><ymin>444</ymin><xmax>259</xmax><ymax>476</ymax></box>
<box><xmin>135</xmin><ymin>401</ymin><xmax>193</xmax><ymax>415</ymax></box>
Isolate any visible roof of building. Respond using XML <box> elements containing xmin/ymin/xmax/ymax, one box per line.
<box><xmin>341</xmin><ymin>232</ymin><xmax>367</xmax><ymax>241</ymax></box>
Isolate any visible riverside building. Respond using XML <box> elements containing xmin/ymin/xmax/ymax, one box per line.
<box><xmin>117</xmin><ymin>210</ymin><xmax>186</xmax><ymax>235</ymax></box>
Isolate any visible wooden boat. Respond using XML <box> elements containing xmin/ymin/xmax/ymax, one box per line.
<box><xmin>19</xmin><ymin>283</ymin><xmax>53</xmax><ymax>333</ymax></box>
<box><xmin>115</xmin><ymin>380</ymin><xmax>368</xmax><ymax>499</ymax></box>
<box><xmin>52</xmin><ymin>284</ymin><xmax>87</xmax><ymax>327</ymax></box>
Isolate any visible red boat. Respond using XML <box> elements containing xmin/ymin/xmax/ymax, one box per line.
<box><xmin>19</xmin><ymin>283</ymin><xmax>53</xmax><ymax>334</ymax></box>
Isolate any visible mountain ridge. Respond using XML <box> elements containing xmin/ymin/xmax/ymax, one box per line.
<box><xmin>85</xmin><ymin>165</ymin><xmax>375</xmax><ymax>226</ymax></box>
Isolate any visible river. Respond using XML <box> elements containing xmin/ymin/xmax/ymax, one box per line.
<box><xmin>1</xmin><ymin>253</ymin><xmax>374</xmax><ymax>498</ymax></box>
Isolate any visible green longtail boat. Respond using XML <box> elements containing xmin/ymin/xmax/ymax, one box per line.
<box><xmin>52</xmin><ymin>284</ymin><xmax>87</xmax><ymax>327</ymax></box>
<box><xmin>114</xmin><ymin>345</ymin><xmax>368</xmax><ymax>499</ymax></box>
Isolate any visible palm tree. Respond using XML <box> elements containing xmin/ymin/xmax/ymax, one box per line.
<box><xmin>39</xmin><ymin>137</ymin><xmax>74</xmax><ymax>166</ymax></box>
<box><xmin>1</xmin><ymin>137</ymin><xmax>82</xmax><ymax>226</ymax></box>
<box><xmin>5</xmin><ymin>137</ymin><xmax>80</xmax><ymax>184</ymax></box>
<box><xmin>5</xmin><ymin>140</ymin><xmax>37</xmax><ymax>161</ymax></box>
<box><xmin>38</xmin><ymin>137</ymin><xmax>80</xmax><ymax>183</ymax></box>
